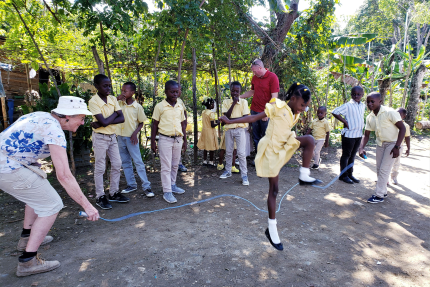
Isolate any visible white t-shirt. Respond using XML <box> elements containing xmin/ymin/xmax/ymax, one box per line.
<box><xmin>0</xmin><ymin>112</ymin><xmax>67</xmax><ymax>173</ymax></box>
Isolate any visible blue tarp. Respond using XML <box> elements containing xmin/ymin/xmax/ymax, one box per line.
<box><xmin>0</xmin><ymin>70</ymin><xmax>6</xmax><ymax>98</ymax></box>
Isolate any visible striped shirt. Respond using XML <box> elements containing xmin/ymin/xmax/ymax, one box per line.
<box><xmin>332</xmin><ymin>99</ymin><xmax>365</xmax><ymax>138</ymax></box>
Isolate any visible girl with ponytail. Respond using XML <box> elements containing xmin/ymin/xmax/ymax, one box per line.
<box><xmin>220</xmin><ymin>82</ymin><xmax>321</xmax><ymax>251</ymax></box>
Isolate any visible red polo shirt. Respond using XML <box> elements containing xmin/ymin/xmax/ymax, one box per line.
<box><xmin>250</xmin><ymin>69</ymin><xmax>280</xmax><ymax>112</ymax></box>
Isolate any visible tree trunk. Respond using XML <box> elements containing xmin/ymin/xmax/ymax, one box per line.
<box><xmin>153</xmin><ymin>35</ymin><xmax>163</xmax><ymax>111</ymax></box>
<box><xmin>91</xmin><ymin>46</ymin><xmax>105</xmax><ymax>74</ymax></box>
<box><xmin>177</xmin><ymin>29</ymin><xmax>189</xmax><ymax>85</ymax></box>
<box><xmin>401</xmin><ymin>54</ymin><xmax>413</xmax><ymax>108</ymax></box>
<box><xmin>416</xmin><ymin>121</ymin><xmax>430</xmax><ymax>129</ymax></box>
<box><xmin>100</xmin><ymin>22</ymin><xmax>112</xmax><ymax>86</ymax></box>
<box><xmin>406</xmin><ymin>64</ymin><xmax>427</xmax><ymax>128</ymax></box>
<box><xmin>177</xmin><ymin>0</ymin><xmax>206</xmax><ymax>84</ymax></box>
<box><xmin>1</xmin><ymin>98</ymin><xmax>7</xmax><ymax>129</ymax></box>
<box><xmin>13</xmin><ymin>3</ymin><xmax>61</xmax><ymax>97</ymax></box>
<box><xmin>192</xmin><ymin>48</ymin><xmax>198</xmax><ymax>164</ymax></box>
<box><xmin>228</xmin><ymin>53</ymin><xmax>232</xmax><ymax>86</ymax></box>
<box><xmin>212</xmin><ymin>44</ymin><xmax>221</xmax><ymax>137</ymax></box>
<box><xmin>421</xmin><ymin>89</ymin><xmax>428</xmax><ymax>120</ymax></box>
<box><xmin>378</xmin><ymin>79</ymin><xmax>391</xmax><ymax>104</ymax></box>
<box><xmin>233</xmin><ymin>0</ymin><xmax>299</xmax><ymax>72</ymax></box>
<box><xmin>325</xmin><ymin>59</ymin><xmax>330</xmax><ymax>106</ymax></box>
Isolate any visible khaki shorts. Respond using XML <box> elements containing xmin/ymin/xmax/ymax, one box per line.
<box><xmin>0</xmin><ymin>167</ymin><xmax>63</xmax><ymax>217</ymax></box>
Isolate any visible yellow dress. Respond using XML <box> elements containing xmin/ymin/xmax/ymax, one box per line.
<box><xmin>255</xmin><ymin>99</ymin><xmax>301</xmax><ymax>178</ymax></box>
<box><xmin>197</xmin><ymin>110</ymin><xmax>219</xmax><ymax>151</ymax></box>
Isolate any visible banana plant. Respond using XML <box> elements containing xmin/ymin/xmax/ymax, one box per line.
<box><xmin>326</xmin><ymin>33</ymin><xmax>378</xmax><ymax>102</ymax></box>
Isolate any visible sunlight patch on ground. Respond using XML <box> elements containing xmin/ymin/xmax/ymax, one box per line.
<box><xmin>324</xmin><ymin>192</ymin><xmax>354</xmax><ymax>206</ymax></box>
<box><xmin>58</xmin><ymin>211</ymin><xmax>71</xmax><ymax>218</ymax></box>
<box><xmin>395</xmin><ymin>194</ymin><xmax>430</xmax><ymax>217</ymax></box>
<box><xmin>78</xmin><ymin>259</ymin><xmax>94</xmax><ymax>272</ymax></box>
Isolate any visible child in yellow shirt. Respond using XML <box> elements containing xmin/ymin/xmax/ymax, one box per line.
<box><xmin>151</xmin><ymin>80</ymin><xmax>187</xmax><ymax>204</ymax></box>
<box><xmin>390</xmin><ymin>108</ymin><xmax>411</xmax><ymax>185</ymax></box>
<box><xmin>306</xmin><ymin>106</ymin><xmax>330</xmax><ymax>169</ymax></box>
<box><xmin>359</xmin><ymin>92</ymin><xmax>406</xmax><ymax>203</ymax></box>
<box><xmin>197</xmin><ymin>97</ymin><xmax>220</xmax><ymax>166</ymax></box>
<box><xmin>116</xmin><ymin>82</ymin><xmax>153</xmax><ymax>197</ymax></box>
<box><xmin>89</xmin><ymin>74</ymin><xmax>127</xmax><ymax>210</ymax></box>
<box><xmin>219</xmin><ymin>82</ymin><xmax>250</xmax><ymax>185</ymax></box>
<box><xmin>220</xmin><ymin>82</ymin><xmax>322</xmax><ymax>251</ymax></box>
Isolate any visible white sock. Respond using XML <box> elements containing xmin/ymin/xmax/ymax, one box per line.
<box><xmin>268</xmin><ymin>218</ymin><xmax>281</xmax><ymax>244</ymax></box>
<box><xmin>299</xmin><ymin>167</ymin><xmax>316</xmax><ymax>182</ymax></box>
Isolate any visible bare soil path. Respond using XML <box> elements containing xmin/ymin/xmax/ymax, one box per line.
<box><xmin>1</xmin><ymin>138</ymin><xmax>429</xmax><ymax>287</ymax></box>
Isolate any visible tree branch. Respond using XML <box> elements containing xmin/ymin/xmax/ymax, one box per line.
<box><xmin>42</xmin><ymin>0</ymin><xmax>62</xmax><ymax>24</ymax></box>
<box><xmin>12</xmin><ymin>1</ymin><xmax>62</xmax><ymax>97</ymax></box>
<box><xmin>231</xmin><ymin>0</ymin><xmax>280</xmax><ymax>50</ymax></box>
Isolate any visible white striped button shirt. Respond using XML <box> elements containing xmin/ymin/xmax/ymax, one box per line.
<box><xmin>332</xmin><ymin>99</ymin><xmax>365</xmax><ymax>138</ymax></box>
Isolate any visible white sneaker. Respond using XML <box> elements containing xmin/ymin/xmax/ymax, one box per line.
<box><xmin>242</xmin><ymin>176</ymin><xmax>249</xmax><ymax>186</ymax></box>
<box><xmin>220</xmin><ymin>171</ymin><xmax>232</xmax><ymax>179</ymax></box>
<box><xmin>391</xmin><ymin>177</ymin><xmax>398</xmax><ymax>185</ymax></box>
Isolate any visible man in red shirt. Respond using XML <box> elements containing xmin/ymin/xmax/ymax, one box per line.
<box><xmin>240</xmin><ymin>59</ymin><xmax>279</xmax><ymax>152</ymax></box>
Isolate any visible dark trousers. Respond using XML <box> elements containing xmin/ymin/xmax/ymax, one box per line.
<box><xmin>251</xmin><ymin>110</ymin><xmax>269</xmax><ymax>152</ymax></box>
<box><xmin>340</xmin><ymin>135</ymin><xmax>362</xmax><ymax>178</ymax></box>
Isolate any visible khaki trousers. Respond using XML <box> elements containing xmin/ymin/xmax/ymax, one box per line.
<box><xmin>391</xmin><ymin>146</ymin><xmax>403</xmax><ymax>179</ymax></box>
<box><xmin>92</xmin><ymin>132</ymin><xmax>122</xmax><ymax>198</ymax></box>
<box><xmin>158</xmin><ymin>135</ymin><xmax>183</xmax><ymax>193</ymax></box>
<box><xmin>225</xmin><ymin>128</ymin><xmax>247</xmax><ymax>177</ymax></box>
<box><xmin>312</xmin><ymin>139</ymin><xmax>325</xmax><ymax>164</ymax></box>
<box><xmin>375</xmin><ymin>142</ymin><xmax>396</xmax><ymax>198</ymax></box>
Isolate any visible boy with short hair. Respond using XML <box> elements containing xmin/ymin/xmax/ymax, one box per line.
<box><xmin>390</xmin><ymin>108</ymin><xmax>411</xmax><ymax>185</ymax></box>
<box><xmin>332</xmin><ymin>86</ymin><xmax>366</xmax><ymax>184</ymax></box>
<box><xmin>306</xmin><ymin>106</ymin><xmax>330</xmax><ymax>169</ymax></box>
<box><xmin>359</xmin><ymin>92</ymin><xmax>406</xmax><ymax>204</ymax></box>
<box><xmin>219</xmin><ymin>81</ymin><xmax>250</xmax><ymax>186</ymax></box>
<box><xmin>151</xmin><ymin>80</ymin><xmax>187</xmax><ymax>204</ymax></box>
<box><xmin>89</xmin><ymin>74</ymin><xmax>129</xmax><ymax>210</ymax></box>
<box><xmin>116</xmin><ymin>82</ymin><xmax>154</xmax><ymax>197</ymax></box>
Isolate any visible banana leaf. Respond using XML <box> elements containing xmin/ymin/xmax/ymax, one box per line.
<box><xmin>330</xmin><ymin>33</ymin><xmax>377</xmax><ymax>49</ymax></box>
<box><xmin>332</xmin><ymin>54</ymin><xmax>375</xmax><ymax>67</ymax></box>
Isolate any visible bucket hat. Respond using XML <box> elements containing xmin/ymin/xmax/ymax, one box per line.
<box><xmin>51</xmin><ymin>96</ymin><xmax>92</xmax><ymax>116</ymax></box>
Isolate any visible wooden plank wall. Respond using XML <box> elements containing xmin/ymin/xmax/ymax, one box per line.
<box><xmin>0</xmin><ymin>70</ymin><xmax>39</xmax><ymax>100</ymax></box>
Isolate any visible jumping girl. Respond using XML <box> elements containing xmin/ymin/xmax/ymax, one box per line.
<box><xmin>220</xmin><ymin>82</ymin><xmax>322</xmax><ymax>251</ymax></box>
<box><xmin>197</xmin><ymin>97</ymin><xmax>220</xmax><ymax>166</ymax></box>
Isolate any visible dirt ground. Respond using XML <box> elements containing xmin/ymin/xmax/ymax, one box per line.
<box><xmin>0</xmin><ymin>137</ymin><xmax>429</xmax><ymax>287</ymax></box>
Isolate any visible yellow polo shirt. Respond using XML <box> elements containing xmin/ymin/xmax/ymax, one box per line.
<box><xmin>152</xmin><ymin>99</ymin><xmax>186</xmax><ymax>136</ymax></box>
<box><xmin>222</xmin><ymin>98</ymin><xmax>250</xmax><ymax>130</ymax></box>
<box><xmin>116</xmin><ymin>99</ymin><xmax>147</xmax><ymax>137</ymax></box>
<box><xmin>88</xmin><ymin>94</ymin><xmax>121</xmax><ymax>135</ymax></box>
<box><xmin>309</xmin><ymin>118</ymin><xmax>330</xmax><ymax>140</ymax></box>
<box><xmin>365</xmin><ymin>105</ymin><xmax>402</xmax><ymax>146</ymax></box>
<box><xmin>404</xmin><ymin>121</ymin><xmax>411</xmax><ymax>137</ymax></box>
<box><xmin>177</xmin><ymin>98</ymin><xmax>186</xmax><ymax>111</ymax></box>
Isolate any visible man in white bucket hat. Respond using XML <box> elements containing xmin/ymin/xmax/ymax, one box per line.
<box><xmin>0</xmin><ymin>96</ymin><xmax>99</xmax><ymax>277</ymax></box>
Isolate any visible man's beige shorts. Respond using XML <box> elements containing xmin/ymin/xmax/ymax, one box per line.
<box><xmin>0</xmin><ymin>167</ymin><xmax>63</xmax><ymax>217</ymax></box>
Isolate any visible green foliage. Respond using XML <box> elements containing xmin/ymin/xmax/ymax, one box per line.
<box><xmin>140</xmin><ymin>146</ymin><xmax>152</xmax><ymax>162</ymax></box>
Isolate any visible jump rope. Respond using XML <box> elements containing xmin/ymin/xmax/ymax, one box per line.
<box><xmin>79</xmin><ymin>161</ymin><xmax>359</xmax><ymax>221</ymax></box>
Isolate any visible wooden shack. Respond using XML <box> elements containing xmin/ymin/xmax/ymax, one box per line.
<box><xmin>0</xmin><ymin>36</ymin><xmax>39</xmax><ymax>128</ymax></box>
